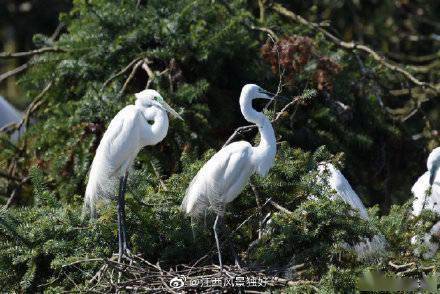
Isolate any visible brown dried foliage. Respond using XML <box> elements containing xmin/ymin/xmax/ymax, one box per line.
<box><xmin>261</xmin><ymin>36</ymin><xmax>313</xmax><ymax>77</ymax></box>
<box><xmin>261</xmin><ymin>36</ymin><xmax>341</xmax><ymax>93</ymax></box>
<box><xmin>314</xmin><ymin>57</ymin><xmax>342</xmax><ymax>92</ymax></box>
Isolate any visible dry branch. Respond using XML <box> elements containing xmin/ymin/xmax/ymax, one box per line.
<box><xmin>271</xmin><ymin>3</ymin><xmax>439</xmax><ymax>94</ymax></box>
<box><xmin>64</xmin><ymin>254</ymin><xmax>313</xmax><ymax>292</ymax></box>
<box><xmin>101</xmin><ymin>57</ymin><xmax>143</xmax><ymax>90</ymax></box>
<box><xmin>0</xmin><ymin>47</ymin><xmax>65</xmax><ymax>59</ymax></box>
<box><xmin>0</xmin><ymin>63</ymin><xmax>29</xmax><ymax>84</ymax></box>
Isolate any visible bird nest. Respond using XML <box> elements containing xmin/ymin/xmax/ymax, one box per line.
<box><xmin>78</xmin><ymin>254</ymin><xmax>314</xmax><ymax>293</ymax></box>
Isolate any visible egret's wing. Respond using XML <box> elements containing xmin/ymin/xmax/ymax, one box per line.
<box><xmin>0</xmin><ymin>96</ymin><xmax>22</xmax><ymax>127</ymax></box>
<box><xmin>336</xmin><ymin>179</ymin><xmax>369</xmax><ymax>220</ymax></box>
<box><xmin>411</xmin><ymin>171</ymin><xmax>440</xmax><ymax>216</ymax></box>
<box><xmin>181</xmin><ymin>142</ymin><xmax>253</xmax><ymax>217</ymax></box>
<box><xmin>322</xmin><ymin>163</ymin><xmax>369</xmax><ymax>220</ymax></box>
<box><xmin>84</xmin><ymin>106</ymin><xmax>141</xmax><ymax>216</ymax></box>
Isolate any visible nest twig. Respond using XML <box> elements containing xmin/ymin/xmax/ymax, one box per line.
<box><xmin>69</xmin><ymin>255</ymin><xmax>313</xmax><ymax>293</ymax></box>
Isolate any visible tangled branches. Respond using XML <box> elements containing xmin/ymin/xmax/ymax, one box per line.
<box><xmin>62</xmin><ymin>255</ymin><xmax>313</xmax><ymax>293</ymax></box>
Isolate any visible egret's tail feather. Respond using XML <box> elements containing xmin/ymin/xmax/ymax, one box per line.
<box><xmin>83</xmin><ymin>151</ymin><xmax>118</xmax><ymax>218</ymax></box>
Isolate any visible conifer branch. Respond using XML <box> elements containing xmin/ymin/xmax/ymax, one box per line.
<box><xmin>271</xmin><ymin>3</ymin><xmax>439</xmax><ymax>94</ymax></box>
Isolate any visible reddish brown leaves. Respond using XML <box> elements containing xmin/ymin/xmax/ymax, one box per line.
<box><xmin>261</xmin><ymin>36</ymin><xmax>313</xmax><ymax>76</ymax></box>
<box><xmin>261</xmin><ymin>36</ymin><xmax>341</xmax><ymax>93</ymax></box>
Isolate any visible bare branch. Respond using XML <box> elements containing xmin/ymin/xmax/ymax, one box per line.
<box><xmin>272</xmin><ymin>3</ymin><xmax>439</xmax><ymax>94</ymax></box>
<box><xmin>118</xmin><ymin>59</ymin><xmax>144</xmax><ymax>96</ymax></box>
<box><xmin>0</xmin><ymin>63</ymin><xmax>29</xmax><ymax>84</ymax></box>
<box><xmin>101</xmin><ymin>57</ymin><xmax>143</xmax><ymax>91</ymax></box>
<box><xmin>0</xmin><ymin>47</ymin><xmax>65</xmax><ymax>59</ymax></box>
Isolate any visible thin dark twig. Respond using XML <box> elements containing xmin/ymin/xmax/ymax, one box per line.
<box><xmin>272</xmin><ymin>3</ymin><xmax>439</xmax><ymax>94</ymax></box>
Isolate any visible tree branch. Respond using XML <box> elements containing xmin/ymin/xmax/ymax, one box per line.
<box><xmin>0</xmin><ymin>63</ymin><xmax>29</xmax><ymax>84</ymax></box>
<box><xmin>0</xmin><ymin>47</ymin><xmax>65</xmax><ymax>59</ymax></box>
<box><xmin>101</xmin><ymin>57</ymin><xmax>143</xmax><ymax>91</ymax></box>
<box><xmin>271</xmin><ymin>3</ymin><xmax>439</xmax><ymax>94</ymax></box>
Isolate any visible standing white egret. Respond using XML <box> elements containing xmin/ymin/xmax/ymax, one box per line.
<box><xmin>317</xmin><ymin>162</ymin><xmax>387</xmax><ymax>261</ymax></box>
<box><xmin>181</xmin><ymin>84</ymin><xmax>287</xmax><ymax>269</ymax></box>
<box><xmin>410</xmin><ymin>147</ymin><xmax>440</xmax><ymax>259</ymax></box>
<box><xmin>84</xmin><ymin>89</ymin><xmax>182</xmax><ymax>259</ymax></box>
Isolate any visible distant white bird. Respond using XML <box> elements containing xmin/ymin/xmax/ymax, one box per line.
<box><xmin>412</xmin><ymin>147</ymin><xmax>440</xmax><ymax>216</ymax></box>
<box><xmin>84</xmin><ymin>89</ymin><xmax>182</xmax><ymax>259</ymax></box>
<box><xmin>317</xmin><ymin>162</ymin><xmax>369</xmax><ymax>220</ymax></box>
<box><xmin>181</xmin><ymin>84</ymin><xmax>287</xmax><ymax>268</ymax></box>
<box><xmin>410</xmin><ymin>147</ymin><xmax>440</xmax><ymax>259</ymax></box>
<box><xmin>0</xmin><ymin>96</ymin><xmax>24</xmax><ymax>141</ymax></box>
<box><xmin>318</xmin><ymin>162</ymin><xmax>387</xmax><ymax>261</ymax></box>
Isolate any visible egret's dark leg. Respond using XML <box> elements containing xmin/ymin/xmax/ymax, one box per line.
<box><xmin>117</xmin><ymin>177</ymin><xmax>124</xmax><ymax>262</ymax></box>
<box><xmin>120</xmin><ymin>171</ymin><xmax>130</xmax><ymax>254</ymax></box>
<box><xmin>213</xmin><ymin>214</ymin><xmax>223</xmax><ymax>270</ymax></box>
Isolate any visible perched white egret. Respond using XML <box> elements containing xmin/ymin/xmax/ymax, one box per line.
<box><xmin>318</xmin><ymin>162</ymin><xmax>387</xmax><ymax>261</ymax></box>
<box><xmin>411</xmin><ymin>147</ymin><xmax>440</xmax><ymax>216</ymax></box>
<box><xmin>410</xmin><ymin>147</ymin><xmax>440</xmax><ymax>259</ymax></box>
<box><xmin>181</xmin><ymin>84</ymin><xmax>287</xmax><ymax>268</ymax></box>
<box><xmin>0</xmin><ymin>96</ymin><xmax>23</xmax><ymax>141</ymax></box>
<box><xmin>317</xmin><ymin>162</ymin><xmax>369</xmax><ymax>220</ymax></box>
<box><xmin>84</xmin><ymin>89</ymin><xmax>182</xmax><ymax>259</ymax></box>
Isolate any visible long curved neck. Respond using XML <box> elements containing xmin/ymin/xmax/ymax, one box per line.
<box><xmin>240</xmin><ymin>95</ymin><xmax>276</xmax><ymax>148</ymax></box>
<box><xmin>150</xmin><ymin>110</ymin><xmax>169</xmax><ymax>145</ymax></box>
<box><xmin>240</xmin><ymin>94</ymin><xmax>276</xmax><ymax>176</ymax></box>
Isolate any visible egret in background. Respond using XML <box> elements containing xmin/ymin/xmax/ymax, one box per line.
<box><xmin>317</xmin><ymin>162</ymin><xmax>369</xmax><ymax>220</ymax></box>
<box><xmin>410</xmin><ymin>147</ymin><xmax>440</xmax><ymax>259</ymax></box>
<box><xmin>411</xmin><ymin>147</ymin><xmax>440</xmax><ymax>216</ymax></box>
<box><xmin>318</xmin><ymin>162</ymin><xmax>387</xmax><ymax>261</ymax></box>
<box><xmin>181</xmin><ymin>84</ymin><xmax>287</xmax><ymax>269</ymax></box>
<box><xmin>84</xmin><ymin>89</ymin><xmax>182</xmax><ymax>260</ymax></box>
<box><xmin>0</xmin><ymin>96</ymin><xmax>24</xmax><ymax>141</ymax></box>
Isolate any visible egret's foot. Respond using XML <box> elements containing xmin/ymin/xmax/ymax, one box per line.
<box><xmin>115</xmin><ymin>247</ymin><xmax>133</xmax><ymax>264</ymax></box>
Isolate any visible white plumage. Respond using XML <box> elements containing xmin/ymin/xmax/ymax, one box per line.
<box><xmin>317</xmin><ymin>162</ymin><xmax>387</xmax><ymax>261</ymax></box>
<box><xmin>318</xmin><ymin>162</ymin><xmax>369</xmax><ymax>220</ymax></box>
<box><xmin>83</xmin><ymin>89</ymin><xmax>182</xmax><ymax>259</ymax></box>
<box><xmin>181</xmin><ymin>84</ymin><xmax>278</xmax><ymax>217</ymax></box>
<box><xmin>181</xmin><ymin>84</ymin><xmax>283</xmax><ymax>268</ymax></box>
<box><xmin>0</xmin><ymin>96</ymin><xmax>24</xmax><ymax>141</ymax></box>
<box><xmin>84</xmin><ymin>90</ymin><xmax>182</xmax><ymax>215</ymax></box>
<box><xmin>182</xmin><ymin>141</ymin><xmax>255</xmax><ymax>217</ymax></box>
<box><xmin>410</xmin><ymin>147</ymin><xmax>440</xmax><ymax>259</ymax></box>
<box><xmin>411</xmin><ymin>147</ymin><xmax>440</xmax><ymax>216</ymax></box>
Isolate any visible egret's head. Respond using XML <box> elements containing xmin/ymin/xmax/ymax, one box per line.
<box><xmin>427</xmin><ymin>147</ymin><xmax>440</xmax><ymax>185</ymax></box>
<box><xmin>240</xmin><ymin>84</ymin><xmax>289</xmax><ymax>105</ymax></box>
<box><xmin>135</xmin><ymin>89</ymin><xmax>183</xmax><ymax>120</ymax></box>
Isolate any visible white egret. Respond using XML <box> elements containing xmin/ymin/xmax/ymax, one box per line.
<box><xmin>317</xmin><ymin>162</ymin><xmax>369</xmax><ymax>220</ymax></box>
<box><xmin>181</xmin><ymin>84</ymin><xmax>287</xmax><ymax>269</ymax></box>
<box><xmin>411</xmin><ymin>147</ymin><xmax>440</xmax><ymax>216</ymax></box>
<box><xmin>0</xmin><ymin>96</ymin><xmax>23</xmax><ymax>141</ymax></box>
<box><xmin>84</xmin><ymin>89</ymin><xmax>182</xmax><ymax>259</ymax></box>
<box><xmin>317</xmin><ymin>162</ymin><xmax>387</xmax><ymax>261</ymax></box>
<box><xmin>410</xmin><ymin>147</ymin><xmax>440</xmax><ymax>259</ymax></box>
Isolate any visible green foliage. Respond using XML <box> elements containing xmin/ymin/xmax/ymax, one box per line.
<box><xmin>0</xmin><ymin>0</ymin><xmax>439</xmax><ymax>291</ymax></box>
